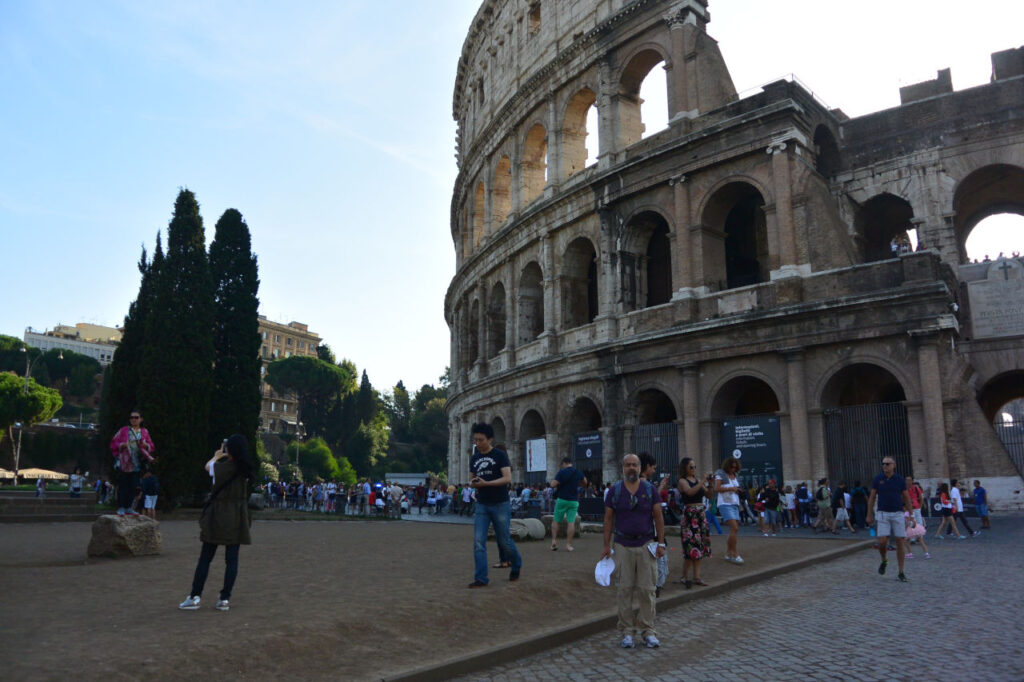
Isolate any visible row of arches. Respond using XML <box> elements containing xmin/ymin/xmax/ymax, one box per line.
<box><xmin>462</xmin><ymin>49</ymin><xmax>670</xmax><ymax>257</ymax></box>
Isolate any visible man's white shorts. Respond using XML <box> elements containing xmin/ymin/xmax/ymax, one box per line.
<box><xmin>875</xmin><ymin>510</ymin><xmax>906</xmax><ymax>538</ymax></box>
<box><xmin>144</xmin><ymin>495</ymin><xmax>158</xmax><ymax>509</ymax></box>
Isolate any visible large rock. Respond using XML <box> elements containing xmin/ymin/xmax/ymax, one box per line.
<box><xmin>509</xmin><ymin>517</ymin><xmax>546</xmax><ymax>541</ymax></box>
<box><xmin>540</xmin><ymin>514</ymin><xmax>582</xmax><ymax>538</ymax></box>
<box><xmin>87</xmin><ymin>515</ymin><xmax>162</xmax><ymax>558</ymax></box>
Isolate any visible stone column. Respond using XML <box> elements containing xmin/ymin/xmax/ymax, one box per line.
<box><xmin>597</xmin><ymin>56</ymin><xmax>616</xmax><ymax>169</ymax></box>
<box><xmin>502</xmin><ymin>260</ymin><xmax>516</xmax><ymax>367</ymax></box>
<box><xmin>767</xmin><ymin>141</ymin><xmax>806</xmax><ymax>279</ymax></box>
<box><xmin>599</xmin><ymin>425</ymin><xmax>618</xmax><ymax>484</ymax></box>
<box><xmin>540</xmin><ymin>235</ymin><xmax>558</xmax><ymax>355</ymax></box>
<box><xmin>783</xmin><ymin>349</ymin><xmax>811</xmax><ymax>484</ymax></box>
<box><xmin>545</xmin><ymin>94</ymin><xmax>560</xmax><ymax>194</ymax></box>
<box><xmin>476</xmin><ymin>283</ymin><xmax>487</xmax><ymax>377</ymax></box>
<box><xmin>662</xmin><ymin>2</ymin><xmax>705</xmax><ymax>122</ymax></box>
<box><xmin>681</xmin><ymin>365</ymin><xmax>702</xmax><ymax>470</ymax></box>
<box><xmin>669</xmin><ymin>175</ymin><xmax>694</xmax><ymax>297</ymax></box>
<box><xmin>544</xmin><ymin>431</ymin><xmax>559</xmax><ymax>481</ymax></box>
<box><xmin>595</xmin><ymin>208</ymin><xmax>620</xmax><ymax>339</ymax></box>
<box><xmin>914</xmin><ymin>333</ymin><xmax>947</xmax><ymax>479</ymax></box>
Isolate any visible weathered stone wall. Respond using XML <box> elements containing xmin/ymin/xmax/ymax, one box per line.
<box><xmin>446</xmin><ymin>0</ymin><xmax>1024</xmax><ymax>509</ymax></box>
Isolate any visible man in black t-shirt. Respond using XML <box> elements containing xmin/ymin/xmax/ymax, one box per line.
<box><xmin>467</xmin><ymin>422</ymin><xmax>522</xmax><ymax>588</ymax></box>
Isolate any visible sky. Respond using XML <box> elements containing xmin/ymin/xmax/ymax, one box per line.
<box><xmin>2</xmin><ymin>0</ymin><xmax>1022</xmax><ymax>394</ymax></box>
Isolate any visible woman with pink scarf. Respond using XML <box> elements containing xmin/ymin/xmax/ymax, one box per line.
<box><xmin>109</xmin><ymin>409</ymin><xmax>156</xmax><ymax>515</ymax></box>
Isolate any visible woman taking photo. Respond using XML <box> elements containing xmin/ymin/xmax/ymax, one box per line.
<box><xmin>933</xmin><ymin>482</ymin><xmax>962</xmax><ymax>540</ymax></box>
<box><xmin>676</xmin><ymin>457</ymin><xmax>712</xmax><ymax>587</ymax></box>
<box><xmin>179</xmin><ymin>434</ymin><xmax>253</xmax><ymax>612</ymax></box>
<box><xmin>109</xmin><ymin>409</ymin><xmax>156</xmax><ymax>515</ymax></box>
<box><xmin>714</xmin><ymin>457</ymin><xmax>744</xmax><ymax>564</ymax></box>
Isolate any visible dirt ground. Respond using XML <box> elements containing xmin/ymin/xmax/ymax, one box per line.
<box><xmin>0</xmin><ymin>518</ymin><xmax>857</xmax><ymax>681</ymax></box>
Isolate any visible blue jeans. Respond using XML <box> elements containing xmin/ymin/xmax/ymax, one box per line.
<box><xmin>706</xmin><ymin>509</ymin><xmax>722</xmax><ymax>534</ymax></box>
<box><xmin>474</xmin><ymin>501</ymin><xmax>521</xmax><ymax>584</ymax></box>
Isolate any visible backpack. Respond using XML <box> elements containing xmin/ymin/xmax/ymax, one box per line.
<box><xmin>816</xmin><ymin>486</ymin><xmax>829</xmax><ymax>502</ymax></box>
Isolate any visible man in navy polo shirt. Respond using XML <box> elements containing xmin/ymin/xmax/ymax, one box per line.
<box><xmin>866</xmin><ymin>457</ymin><xmax>915</xmax><ymax>582</ymax></box>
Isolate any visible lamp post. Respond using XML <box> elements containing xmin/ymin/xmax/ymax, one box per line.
<box><xmin>14</xmin><ymin>346</ymin><xmax>60</xmax><ymax>483</ymax></box>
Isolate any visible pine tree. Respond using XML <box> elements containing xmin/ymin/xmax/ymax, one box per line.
<box><xmin>208</xmin><ymin>208</ymin><xmax>261</xmax><ymax>459</ymax></box>
<box><xmin>142</xmin><ymin>189</ymin><xmax>215</xmax><ymax>506</ymax></box>
<box><xmin>99</xmin><ymin>236</ymin><xmax>162</xmax><ymax>459</ymax></box>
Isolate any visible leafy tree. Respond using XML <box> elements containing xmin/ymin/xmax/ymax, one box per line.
<box><xmin>0</xmin><ymin>373</ymin><xmax>62</xmax><ymax>478</ymax></box>
<box><xmin>297</xmin><ymin>437</ymin><xmax>339</xmax><ymax>481</ymax></box>
<box><xmin>100</xmin><ymin>237</ymin><xmax>162</xmax><ymax>455</ymax></box>
<box><xmin>316</xmin><ymin>343</ymin><xmax>336</xmax><ymax>364</ymax></box>
<box><xmin>335</xmin><ymin>454</ymin><xmax>357</xmax><ymax>486</ymax></box>
<box><xmin>142</xmin><ymin>190</ymin><xmax>215</xmax><ymax>507</ymax></box>
<box><xmin>385</xmin><ymin>380</ymin><xmax>411</xmax><ymax>442</ymax></box>
<box><xmin>265</xmin><ymin>355</ymin><xmax>355</xmax><ymax>439</ymax></box>
<box><xmin>208</xmin><ymin>208</ymin><xmax>261</xmax><ymax>456</ymax></box>
<box><xmin>354</xmin><ymin>370</ymin><xmax>377</xmax><ymax>425</ymax></box>
<box><xmin>344</xmin><ymin>414</ymin><xmax>389</xmax><ymax>477</ymax></box>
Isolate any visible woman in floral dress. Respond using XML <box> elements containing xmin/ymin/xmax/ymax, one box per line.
<box><xmin>676</xmin><ymin>457</ymin><xmax>712</xmax><ymax>587</ymax></box>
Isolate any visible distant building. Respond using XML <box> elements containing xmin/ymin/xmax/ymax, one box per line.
<box><xmin>258</xmin><ymin>316</ymin><xmax>320</xmax><ymax>434</ymax></box>
<box><xmin>24</xmin><ymin>323</ymin><xmax>122</xmax><ymax>365</ymax></box>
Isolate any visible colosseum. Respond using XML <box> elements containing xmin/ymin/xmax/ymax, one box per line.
<box><xmin>444</xmin><ymin>0</ymin><xmax>1024</xmax><ymax>508</ymax></box>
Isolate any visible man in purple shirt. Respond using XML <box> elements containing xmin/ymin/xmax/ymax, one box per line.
<box><xmin>602</xmin><ymin>453</ymin><xmax>666</xmax><ymax>649</ymax></box>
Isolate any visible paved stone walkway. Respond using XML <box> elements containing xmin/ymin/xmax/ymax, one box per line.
<box><xmin>452</xmin><ymin>515</ymin><xmax>1024</xmax><ymax>682</ymax></box>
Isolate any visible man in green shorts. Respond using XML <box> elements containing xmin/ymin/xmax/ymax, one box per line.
<box><xmin>550</xmin><ymin>456</ymin><xmax>587</xmax><ymax>551</ymax></box>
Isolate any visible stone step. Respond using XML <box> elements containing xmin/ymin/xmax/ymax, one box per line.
<box><xmin>0</xmin><ymin>513</ymin><xmax>100</xmax><ymax>523</ymax></box>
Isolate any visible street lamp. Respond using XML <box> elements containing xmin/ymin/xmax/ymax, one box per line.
<box><xmin>20</xmin><ymin>346</ymin><xmax>61</xmax><ymax>395</ymax></box>
<box><xmin>294</xmin><ymin>421</ymin><xmax>305</xmax><ymax>470</ymax></box>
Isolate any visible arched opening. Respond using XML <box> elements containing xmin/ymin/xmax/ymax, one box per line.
<box><xmin>521</xmin><ymin>123</ymin><xmax>547</xmax><ymax>205</ymax></box>
<box><xmin>486</xmin><ymin>282</ymin><xmax>506</xmax><ymax>360</ymax></box>
<box><xmin>562</xmin><ymin>88</ymin><xmax>598</xmax><ymax>177</ymax></box>
<box><xmin>813</xmin><ymin>125</ymin><xmax>841</xmax><ymax>178</ymax></box>
<box><xmin>562</xmin><ymin>237</ymin><xmax>599</xmax><ymax>328</ymax></box>
<box><xmin>467</xmin><ymin>299</ymin><xmax>480</xmax><ymax>365</ymax></box>
<box><xmin>618</xmin><ymin>49</ymin><xmax>668</xmax><ymax>147</ymax></box>
<box><xmin>632</xmin><ymin>388</ymin><xmax>678</xmax><ymax>481</ymax></box>
<box><xmin>517</xmin><ymin>262</ymin><xmax>544</xmax><ymax>345</ymax></box>
<box><xmin>520</xmin><ymin>409</ymin><xmax>547</xmax><ymax>486</ymax></box>
<box><xmin>702</xmin><ymin>182</ymin><xmax>768</xmax><ymax>291</ymax></box>
<box><xmin>954</xmin><ymin>164</ymin><xmax>1024</xmax><ymax>263</ymax></box>
<box><xmin>568</xmin><ymin>397</ymin><xmax>603</xmax><ymax>487</ymax></box>
<box><xmin>473</xmin><ymin>182</ymin><xmax>486</xmax><ymax>248</ymax></box>
<box><xmin>821</xmin><ymin>363</ymin><xmax>911</xmax><ymax>486</ymax></box>
<box><xmin>493</xmin><ymin>155</ymin><xmax>512</xmax><ymax>226</ymax></box>
<box><xmin>711</xmin><ymin>377</ymin><xmax>782</xmax><ymax>485</ymax></box>
<box><xmin>965</xmin><ymin>214</ymin><xmax>1024</xmax><ymax>262</ymax></box>
<box><xmin>978</xmin><ymin>373</ymin><xmax>1024</xmax><ymax>479</ymax></box>
<box><xmin>491</xmin><ymin>416</ymin><xmax>507</xmax><ymax>452</ymax></box>
<box><xmin>854</xmin><ymin>193</ymin><xmax>915</xmax><ymax>263</ymax></box>
<box><xmin>622</xmin><ymin>212</ymin><xmax>673</xmax><ymax>311</ymax></box>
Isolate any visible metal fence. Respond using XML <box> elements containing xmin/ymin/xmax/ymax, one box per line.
<box><xmin>994</xmin><ymin>422</ymin><xmax>1024</xmax><ymax>480</ymax></box>
<box><xmin>632</xmin><ymin>422</ymin><xmax>679</xmax><ymax>482</ymax></box>
<box><xmin>823</xmin><ymin>402</ymin><xmax>913</xmax><ymax>485</ymax></box>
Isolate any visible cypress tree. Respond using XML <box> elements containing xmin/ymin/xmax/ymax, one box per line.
<box><xmin>208</xmin><ymin>208</ymin><xmax>261</xmax><ymax>458</ymax></box>
<box><xmin>99</xmin><ymin>236</ymin><xmax>162</xmax><ymax>459</ymax></box>
<box><xmin>142</xmin><ymin>189</ymin><xmax>215</xmax><ymax>506</ymax></box>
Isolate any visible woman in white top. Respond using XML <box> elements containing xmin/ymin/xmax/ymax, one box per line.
<box><xmin>714</xmin><ymin>457</ymin><xmax>744</xmax><ymax>564</ymax></box>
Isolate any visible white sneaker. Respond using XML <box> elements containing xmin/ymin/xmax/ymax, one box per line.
<box><xmin>215</xmin><ymin>600</ymin><xmax>230</xmax><ymax>611</ymax></box>
<box><xmin>178</xmin><ymin>595</ymin><xmax>200</xmax><ymax>610</ymax></box>
<box><xmin>620</xmin><ymin>635</ymin><xmax>635</xmax><ymax>648</ymax></box>
<box><xmin>644</xmin><ymin>635</ymin><xmax>661</xmax><ymax>648</ymax></box>
<box><xmin>732</xmin><ymin>555</ymin><xmax>744</xmax><ymax>564</ymax></box>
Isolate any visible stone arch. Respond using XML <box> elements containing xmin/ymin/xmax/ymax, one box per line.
<box><xmin>709</xmin><ymin>375</ymin><xmax>781</xmax><ymax>419</ymax></box>
<box><xmin>566</xmin><ymin>396</ymin><xmax>603</xmax><ymax>433</ymax></box>
<box><xmin>493</xmin><ymin>155</ymin><xmax>512</xmax><ymax>226</ymax></box>
<box><xmin>977</xmin><ymin>371</ymin><xmax>1024</xmax><ymax>423</ymax></box>
<box><xmin>473</xmin><ymin>181</ymin><xmax>486</xmax><ymax>247</ymax></box>
<box><xmin>621</xmin><ymin>209</ymin><xmax>673</xmax><ymax>310</ymax></box>
<box><xmin>813</xmin><ymin>124</ymin><xmax>841</xmax><ymax>178</ymax></box>
<box><xmin>820</xmin><ymin>363</ymin><xmax>908</xmax><ymax>408</ymax></box>
<box><xmin>467</xmin><ymin>299</ymin><xmax>480</xmax><ymax>365</ymax></box>
<box><xmin>486</xmin><ymin>282</ymin><xmax>506</xmax><ymax>359</ymax></box>
<box><xmin>617</xmin><ymin>46</ymin><xmax>670</xmax><ymax>148</ymax></box>
<box><xmin>517</xmin><ymin>261</ymin><xmax>545</xmax><ymax>344</ymax></box>
<box><xmin>632</xmin><ymin>387</ymin><xmax>678</xmax><ymax>424</ymax></box>
<box><xmin>491</xmin><ymin>415</ymin><xmax>508</xmax><ymax>451</ymax></box>
<box><xmin>819</xmin><ymin>362</ymin><xmax>913</xmax><ymax>484</ymax></box>
<box><xmin>701</xmin><ymin>181</ymin><xmax>769</xmax><ymax>291</ymax></box>
<box><xmin>854</xmin><ymin>193</ymin><xmax>915</xmax><ymax>263</ymax></box>
<box><xmin>953</xmin><ymin>164</ymin><xmax>1024</xmax><ymax>262</ymax></box>
<box><xmin>519</xmin><ymin>408</ymin><xmax>547</xmax><ymax>440</ymax></box>
<box><xmin>811</xmin><ymin>355</ymin><xmax>919</xmax><ymax>409</ymax></box>
<box><xmin>561</xmin><ymin>236</ymin><xmax>599</xmax><ymax>328</ymax></box>
<box><xmin>562</xmin><ymin>87</ymin><xmax>598</xmax><ymax>177</ymax></box>
<box><xmin>521</xmin><ymin>123</ymin><xmax>548</xmax><ymax>205</ymax></box>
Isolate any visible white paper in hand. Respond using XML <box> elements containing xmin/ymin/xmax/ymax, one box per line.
<box><xmin>595</xmin><ymin>554</ymin><xmax>615</xmax><ymax>587</ymax></box>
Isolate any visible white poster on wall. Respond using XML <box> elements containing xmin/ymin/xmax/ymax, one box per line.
<box><xmin>525</xmin><ymin>438</ymin><xmax>547</xmax><ymax>473</ymax></box>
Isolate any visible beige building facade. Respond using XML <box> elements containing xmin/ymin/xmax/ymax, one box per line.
<box><xmin>25</xmin><ymin>323</ymin><xmax>122</xmax><ymax>365</ymax></box>
<box><xmin>258</xmin><ymin>316</ymin><xmax>320</xmax><ymax>434</ymax></box>
<box><xmin>444</xmin><ymin>0</ymin><xmax>1024</xmax><ymax>508</ymax></box>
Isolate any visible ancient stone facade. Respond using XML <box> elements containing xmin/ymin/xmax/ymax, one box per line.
<box><xmin>445</xmin><ymin>0</ymin><xmax>1024</xmax><ymax>508</ymax></box>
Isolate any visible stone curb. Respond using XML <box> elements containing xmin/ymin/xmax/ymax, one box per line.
<box><xmin>382</xmin><ymin>539</ymin><xmax>875</xmax><ymax>682</ymax></box>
